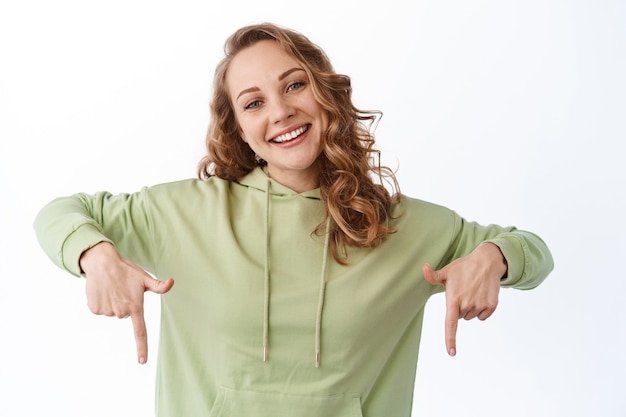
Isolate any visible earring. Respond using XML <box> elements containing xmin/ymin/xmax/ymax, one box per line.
<box><xmin>255</xmin><ymin>154</ymin><xmax>267</xmax><ymax>165</ymax></box>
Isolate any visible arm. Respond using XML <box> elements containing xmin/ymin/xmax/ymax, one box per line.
<box><xmin>33</xmin><ymin>190</ymin><xmax>158</xmax><ymax>277</ymax></box>
<box><xmin>34</xmin><ymin>190</ymin><xmax>174</xmax><ymax>364</ymax></box>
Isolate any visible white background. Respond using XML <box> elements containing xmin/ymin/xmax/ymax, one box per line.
<box><xmin>1</xmin><ymin>0</ymin><xmax>624</xmax><ymax>416</ymax></box>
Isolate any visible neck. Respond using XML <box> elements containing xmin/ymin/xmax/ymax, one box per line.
<box><xmin>266</xmin><ymin>167</ymin><xmax>320</xmax><ymax>193</ymax></box>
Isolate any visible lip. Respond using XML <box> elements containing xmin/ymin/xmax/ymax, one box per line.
<box><xmin>268</xmin><ymin>123</ymin><xmax>310</xmax><ymax>143</ymax></box>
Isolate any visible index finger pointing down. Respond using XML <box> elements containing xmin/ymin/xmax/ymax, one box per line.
<box><xmin>445</xmin><ymin>297</ymin><xmax>459</xmax><ymax>357</ymax></box>
<box><xmin>131</xmin><ymin>309</ymin><xmax>148</xmax><ymax>364</ymax></box>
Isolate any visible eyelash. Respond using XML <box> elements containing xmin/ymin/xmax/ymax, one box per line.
<box><xmin>243</xmin><ymin>81</ymin><xmax>306</xmax><ymax>110</ymax></box>
<box><xmin>287</xmin><ymin>81</ymin><xmax>304</xmax><ymax>92</ymax></box>
<box><xmin>244</xmin><ymin>100</ymin><xmax>261</xmax><ymax>110</ymax></box>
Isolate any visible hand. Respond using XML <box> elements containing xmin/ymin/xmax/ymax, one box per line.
<box><xmin>423</xmin><ymin>242</ymin><xmax>507</xmax><ymax>357</ymax></box>
<box><xmin>80</xmin><ymin>242</ymin><xmax>174</xmax><ymax>364</ymax></box>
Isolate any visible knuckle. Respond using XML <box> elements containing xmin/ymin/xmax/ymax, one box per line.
<box><xmin>115</xmin><ymin>311</ymin><xmax>128</xmax><ymax>319</ymax></box>
<box><xmin>134</xmin><ymin>328</ymin><xmax>147</xmax><ymax>338</ymax></box>
<box><xmin>87</xmin><ymin>303</ymin><xmax>99</xmax><ymax>314</ymax></box>
<box><xmin>483</xmin><ymin>302</ymin><xmax>497</xmax><ymax>314</ymax></box>
<box><xmin>445</xmin><ymin>318</ymin><xmax>458</xmax><ymax>327</ymax></box>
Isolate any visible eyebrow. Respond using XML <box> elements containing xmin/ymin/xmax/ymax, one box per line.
<box><xmin>235</xmin><ymin>67</ymin><xmax>305</xmax><ymax>100</ymax></box>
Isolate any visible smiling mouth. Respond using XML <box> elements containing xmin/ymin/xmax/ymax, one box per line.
<box><xmin>270</xmin><ymin>125</ymin><xmax>310</xmax><ymax>143</ymax></box>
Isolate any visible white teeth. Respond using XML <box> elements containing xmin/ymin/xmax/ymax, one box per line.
<box><xmin>272</xmin><ymin>125</ymin><xmax>308</xmax><ymax>143</ymax></box>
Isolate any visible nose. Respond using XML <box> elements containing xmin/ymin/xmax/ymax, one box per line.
<box><xmin>269</xmin><ymin>96</ymin><xmax>295</xmax><ymax>124</ymax></box>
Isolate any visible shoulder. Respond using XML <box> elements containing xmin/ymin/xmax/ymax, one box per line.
<box><xmin>135</xmin><ymin>177</ymin><xmax>235</xmax><ymax>217</ymax></box>
<box><xmin>390</xmin><ymin>194</ymin><xmax>461</xmax><ymax>236</ymax></box>
<box><xmin>145</xmin><ymin>176</ymin><xmax>232</xmax><ymax>197</ymax></box>
<box><xmin>393</xmin><ymin>194</ymin><xmax>457</xmax><ymax>221</ymax></box>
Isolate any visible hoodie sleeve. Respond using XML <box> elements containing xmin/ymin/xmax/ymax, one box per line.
<box><xmin>487</xmin><ymin>230</ymin><xmax>554</xmax><ymax>289</ymax></box>
<box><xmin>438</xmin><ymin>213</ymin><xmax>554</xmax><ymax>291</ymax></box>
<box><xmin>33</xmin><ymin>189</ymin><xmax>156</xmax><ymax>277</ymax></box>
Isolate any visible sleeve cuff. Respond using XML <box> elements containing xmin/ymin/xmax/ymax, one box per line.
<box><xmin>61</xmin><ymin>224</ymin><xmax>112</xmax><ymax>277</ymax></box>
<box><xmin>486</xmin><ymin>234</ymin><xmax>525</xmax><ymax>288</ymax></box>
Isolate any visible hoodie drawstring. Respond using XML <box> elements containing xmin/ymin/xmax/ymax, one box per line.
<box><xmin>261</xmin><ymin>178</ymin><xmax>332</xmax><ymax>368</ymax></box>
<box><xmin>263</xmin><ymin>179</ymin><xmax>271</xmax><ymax>362</ymax></box>
<box><xmin>315</xmin><ymin>216</ymin><xmax>332</xmax><ymax>368</ymax></box>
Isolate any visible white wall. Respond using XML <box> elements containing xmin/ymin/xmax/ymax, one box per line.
<box><xmin>1</xmin><ymin>0</ymin><xmax>624</xmax><ymax>415</ymax></box>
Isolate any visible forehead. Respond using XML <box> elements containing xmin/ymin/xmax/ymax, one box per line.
<box><xmin>226</xmin><ymin>40</ymin><xmax>302</xmax><ymax>93</ymax></box>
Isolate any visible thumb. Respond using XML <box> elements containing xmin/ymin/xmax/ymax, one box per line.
<box><xmin>144</xmin><ymin>277</ymin><xmax>175</xmax><ymax>294</ymax></box>
<box><xmin>423</xmin><ymin>263</ymin><xmax>445</xmax><ymax>286</ymax></box>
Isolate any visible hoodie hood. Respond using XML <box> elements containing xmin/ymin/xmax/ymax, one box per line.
<box><xmin>237</xmin><ymin>166</ymin><xmax>322</xmax><ymax>200</ymax></box>
<box><xmin>237</xmin><ymin>167</ymin><xmax>331</xmax><ymax>368</ymax></box>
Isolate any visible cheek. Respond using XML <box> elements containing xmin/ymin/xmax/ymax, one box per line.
<box><xmin>321</xmin><ymin>111</ymin><xmax>329</xmax><ymax>129</ymax></box>
<box><xmin>307</xmin><ymin>99</ymin><xmax>328</xmax><ymax>127</ymax></box>
<box><xmin>235</xmin><ymin>118</ymin><xmax>249</xmax><ymax>144</ymax></box>
<box><xmin>236</xmin><ymin>116</ymin><xmax>263</xmax><ymax>145</ymax></box>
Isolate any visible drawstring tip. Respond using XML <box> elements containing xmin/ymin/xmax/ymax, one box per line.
<box><xmin>315</xmin><ymin>352</ymin><xmax>320</xmax><ymax>368</ymax></box>
<box><xmin>263</xmin><ymin>347</ymin><xmax>268</xmax><ymax>362</ymax></box>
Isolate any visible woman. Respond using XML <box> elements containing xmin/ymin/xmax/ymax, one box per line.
<box><xmin>34</xmin><ymin>23</ymin><xmax>553</xmax><ymax>417</ymax></box>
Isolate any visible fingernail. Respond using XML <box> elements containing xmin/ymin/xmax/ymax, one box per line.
<box><xmin>449</xmin><ymin>348</ymin><xmax>456</xmax><ymax>357</ymax></box>
<box><xmin>139</xmin><ymin>356</ymin><xmax>146</xmax><ymax>364</ymax></box>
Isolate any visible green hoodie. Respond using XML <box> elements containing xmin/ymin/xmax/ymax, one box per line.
<box><xmin>34</xmin><ymin>167</ymin><xmax>553</xmax><ymax>416</ymax></box>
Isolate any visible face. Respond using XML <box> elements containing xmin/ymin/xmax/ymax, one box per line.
<box><xmin>226</xmin><ymin>40</ymin><xmax>328</xmax><ymax>192</ymax></box>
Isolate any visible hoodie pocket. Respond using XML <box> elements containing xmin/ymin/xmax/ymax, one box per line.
<box><xmin>208</xmin><ymin>386</ymin><xmax>364</xmax><ymax>417</ymax></box>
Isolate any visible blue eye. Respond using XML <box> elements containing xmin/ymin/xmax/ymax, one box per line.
<box><xmin>244</xmin><ymin>100</ymin><xmax>261</xmax><ymax>110</ymax></box>
<box><xmin>287</xmin><ymin>81</ymin><xmax>304</xmax><ymax>92</ymax></box>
